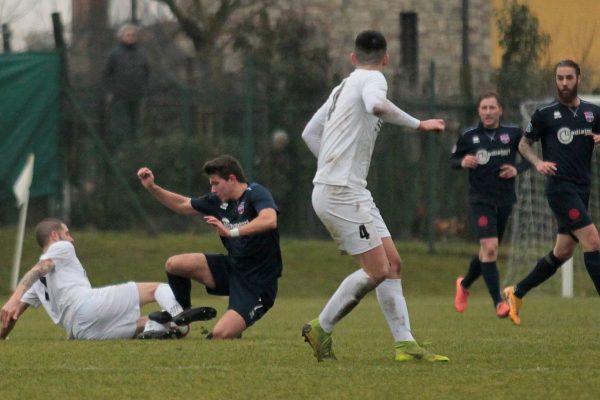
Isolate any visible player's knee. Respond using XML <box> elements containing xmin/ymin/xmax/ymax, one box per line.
<box><xmin>165</xmin><ymin>256</ymin><xmax>182</xmax><ymax>274</ymax></box>
<box><xmin>582</xmin><ymin>235</ymin><xmax>600</xmax><ymax>252</ymax></box>
<box><xmin>553</xmin><ymin>248</ymin><xmax>574</xmax><ymax>261</ymax></box>
<box><xmin>370</xmin><ymin>264</ymin><xmax>390</xmax><ymax>283</ymax></box>
<box><xmin>210</xmin><ymin>326</ymin><xmax>243</xmax><ymax>340</ymax></box>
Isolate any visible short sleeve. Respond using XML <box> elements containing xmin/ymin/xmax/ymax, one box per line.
<box><xmin>524</xmin><ymin>109</ymin><xmax>543</xmax><ymax>141</ymax></box>
<box><xmin>41</xmin><ymin>241</ymin><xmax>75</xmax><ymax>264</ymax></box>
<box><xmin>20</xmin><ymin>283</ymin><xmax>42</xmax><ymax>308</ymax></box>
<box><xmin>249</xmin><ymin>184</ymin><xmax>278</xmax><ymax>213</ymax></box>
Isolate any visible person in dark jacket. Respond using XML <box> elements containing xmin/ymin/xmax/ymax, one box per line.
<box><xmin>103</xmin><ymin>23</ymin><xmax>150</xmax><ymax>147</ymax></box>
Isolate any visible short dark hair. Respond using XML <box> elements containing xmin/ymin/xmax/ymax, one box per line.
<box><xmin>35</xmin><ymin>218</ymin><xmax>64</xmax><ymax>248</ymax></box>
<box><xmin>202</xmin><ymin>155</ymin><xmax>247</xmax><ymax>183</ymax></box>
<box><xmin>477</xmin><ymin>91</ymin><xmax>503</xmax><ymax>109</ymax></box>
<box><xmin>555</xmin><ymin>59</ymin><xmax>580</xmax><ymax>76</ymax></box>
<box><xmin>354</xmin><ymin>30</ymin><xmax>387</xmax><ymax>64</ymax></box>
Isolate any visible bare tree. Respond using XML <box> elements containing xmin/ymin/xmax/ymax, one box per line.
<box><xmin>153</xmin><ymin>0</ymin><xmax>277</xmax><ymax>57</ymax></box>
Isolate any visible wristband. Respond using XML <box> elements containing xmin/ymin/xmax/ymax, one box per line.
<box><xmin>230</xmin><ymin>228</ymin><xmax>240</xmax><ymax>237</ymax></box>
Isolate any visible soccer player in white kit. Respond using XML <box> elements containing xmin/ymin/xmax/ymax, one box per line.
<box><xmin>0</xmin><ymin>218</ymin><xmax>193</xmax><ymax>340</ymax></box>
<box><xmin>301</xmin><ymin>30</ymin><xmax>449</xmax><ymax>362</ymax></box>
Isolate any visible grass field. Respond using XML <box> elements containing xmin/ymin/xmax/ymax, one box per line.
<box><xmin>1</xmin><ymin>229</ymin><xmax>600</xmax><ymax>399</ymax></box>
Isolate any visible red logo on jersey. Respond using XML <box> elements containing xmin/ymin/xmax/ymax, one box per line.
<box><xmin>237</xmin><ymin>202</ymin><xmax>245</xmax><ymax>215</ymax></box>
<box><xmin>478</xmin><ymin>216</ymin><xmax>489</xmax><ymax>227</ymax></box>
<box><xmin>568</xmin><ymin>208</ymin><xmax>581</xmax><ymax>221</ymax></box>
<box><xmin>584</xmin><ymin>111</ymin><xmax>594</xmax><ymax>123</ymax></box>
<box><xmin>500</xmin><ymin>133</ymin><xmax>510</xmax><ymax>144</ymax></box>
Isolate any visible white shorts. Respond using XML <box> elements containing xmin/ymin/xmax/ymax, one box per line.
<box><xmin>312</xmin><ymin>184</ymin><xmax>390</xmax><ymax>255</ymax></box>
<box><xmin>70</xmin><ymin>282</ymin><xmax>141</xmax><ymax>339</ymax></box>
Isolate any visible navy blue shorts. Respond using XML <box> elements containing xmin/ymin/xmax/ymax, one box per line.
<box><xmin>546</xmin><ymin>188</ymin><xmax>592</xmax><ymax>234</ymax></box>
<box><xmin>205</xmin><ymin>254</ymin><xmax>276</xmax><ymax>327</ymax></box>
<box><xmin>469</xmin><ymin>203</ymin><xmax>513</xmax><ymax>241</ymax></box>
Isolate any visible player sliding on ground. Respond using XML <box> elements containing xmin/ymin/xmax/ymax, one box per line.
<box><xmin>301</xmin><ymin>30</ymin><xmax>448</xmax><ymax>362</ymax></box>
<box><xmin>0</xmin><ymin>218</ymin><xmax>215</xmax><ymax>340</ymax></box>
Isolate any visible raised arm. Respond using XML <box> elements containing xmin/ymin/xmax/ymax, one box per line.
<box><xmin>1</xmin><ymin>259</ymin><xmax>54</xmax><ymax>329</ymax></box>
<box><xmin>137</xmin><ymin>167</ymin><xmax>196</xmax><ymax>214</ymax></box>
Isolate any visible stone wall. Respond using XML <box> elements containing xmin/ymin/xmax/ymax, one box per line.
<box><xmin>288</xmin><ymin>0</ymin><xmax>493</xmax><ymax>99</ymax></box>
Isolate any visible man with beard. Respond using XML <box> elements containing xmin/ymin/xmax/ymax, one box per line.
<box><xmin>504</xmin><ymin>60</ymin><xmax>600</xmax><ymax>325</ymax></box>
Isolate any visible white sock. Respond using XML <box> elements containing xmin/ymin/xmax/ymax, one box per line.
<box><xmin>319</xmin><ymin>269</ymin><xmax>377</xmax><ymax>333</ymax></box>
<box><xmin>154</xmin><ymin>283</ymin><xmax>184</xmax><ymax>317</ymax></box>
<box><xmin>143</xmin><ymin>319</ymin><xmax>169</xmax><ymax>333</ymax></box>
<box><xmin>376</xmin><ymin>278</ymin><xmax>415</xmax><ymax>342</ymax></box>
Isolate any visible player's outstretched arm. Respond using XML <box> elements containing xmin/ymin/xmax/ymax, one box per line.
<box><xmin>1</xmin><ymin>259</ymin><xmax>54</xmax><ymax>329</ymax></box>
<box><xmin>137</xmin><ymin>167</ymin><xmax>196</xmax><ymax>214</ymax></box>
<box><xmin>0</xmin><ymin>302</ymin><xmax>29</xmax><ymax>339</ymax></box>
<box><xmin>418</xmin><ymin>119</ymin><xmax>445</xmax><ymax>133</ymax></box>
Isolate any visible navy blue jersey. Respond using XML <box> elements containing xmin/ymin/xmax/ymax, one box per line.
<box><xmin>190</xmin><ymin>183</ymin><xmax>283</xmax><ymax>291</ymax></box>
<box><xmin>451</xmin><ymin>122</ymin><xmax>528</xmax><ymax>206</ymax></box>
<box><xmin>525</xmin><ymin>99</ymin><xmax>600</xmax><ymax>190</ymax></box>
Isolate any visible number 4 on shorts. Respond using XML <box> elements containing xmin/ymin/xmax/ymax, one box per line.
<box><xmin>359</xmin><ymin>224</ymin><xmax>370</xmax><ymax>240</ymax></box>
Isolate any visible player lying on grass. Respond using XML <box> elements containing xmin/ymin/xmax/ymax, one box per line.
<box><xmin>0</xmin><ymin>218</ymin><xmax>215</xmax><ymax>340</ymax></box>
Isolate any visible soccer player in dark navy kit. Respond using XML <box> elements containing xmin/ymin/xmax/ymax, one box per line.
<box><xmin>137</xmin><ymin>155</ymin><xmax>283</xmax><ymax>338</ymax></box>
<box><xmin>451</xmin><ymin>92</ymin><xmax>529</xmax><ymax>318</ymax></box>
<box><xmin>504</xmin><ymin>60</ymin><xmax>600</xmax><ymax>326</ymax></box>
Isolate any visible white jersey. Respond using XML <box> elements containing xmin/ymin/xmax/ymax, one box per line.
<box><xmin>312</xmin><ymin>69</ymin><xmax>388</xmax><ymax>189</ymax></box>
<box><xmin>21</xmin><ymin>241</ymin><xmax>92</xmax><ymax>334</ymax></box>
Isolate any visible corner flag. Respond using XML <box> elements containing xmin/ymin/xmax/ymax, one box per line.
<box><xmin>13</xmin><ymin>154</ymin><xmax>35</xmax><ymax>208</ymax></box>
<box><xmin>11</xmin><ymin>153</ymin><xmax>35</xmax><ymax>291</ymax></box>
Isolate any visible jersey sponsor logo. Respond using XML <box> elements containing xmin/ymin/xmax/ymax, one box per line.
<box><xmin>554</xmin><ymin>111</ymin><xmax>562</xmax><ymax>119</ymax></box>
<box><xmin>476</xmin><ymin>148</ymin><xmax>510</xmax><ymax>165</ymax></box>
<box><xmin>478</xmin><ymin>215</ymin><xmax>489</xmax><ymax>227</ymax></box>
<box><xmin>584</xmin><ymin>111</ymin><xmax>594</xmax><ymax>123</ymax></box>
<box><xmin>500</xmin><ymin>133</ymin><xmax>510</xmax><ymax>144</ymax></box>
<box><xmin>237</xmin><ymin>201</ymin><xmax>245</xmax><ymax>215</ymax></box>
<box><xmin>557</xmin><ymin>127</ymin><xmax>592</xmax><ymax>144</ymax></box>
<box><xmin>472</xmin><ymin>136</ymin><xmax>480</xmax><ymax>144</ymax></box>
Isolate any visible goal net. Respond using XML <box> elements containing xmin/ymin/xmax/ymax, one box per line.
<box><xmin>505</xmin><ymin>96</ymin><xmax>600</xmax><ymax>295</ymax></box>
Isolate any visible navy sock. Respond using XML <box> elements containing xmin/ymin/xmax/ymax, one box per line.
<box><xmin>515</xmin><ymin>251</ymin><xmax>563</xmax><ymax>298</ymax></box>
<box><xmin>584</xmin><ymin>251</ymin><xmax>600</xmax><ymax>295</ymax></box>
<box><xmin>481</xmin><ymin>261</ymin><xmax>502</xmax><ymax>306</ymax></box>
<box><xmin>462</xmin><ymin>255</ymin><xmax>481</xmax><ymax>288</ymax></box>
<box><xmin>167</xmin><ymin>272</ymin><xmax>192</xmax><ymax>310</ymax></box>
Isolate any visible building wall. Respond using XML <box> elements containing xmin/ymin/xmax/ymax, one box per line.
<box><xmin>294</xmin><ymin>0</ymin><xmax>493</xmax><ymax>98</ymax></box>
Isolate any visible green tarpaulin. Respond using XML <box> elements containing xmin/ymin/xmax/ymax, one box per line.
<box><xmin>0</xmin><ymin>52</ymin><xmax>61</xmax><ymax>203</ymax></box>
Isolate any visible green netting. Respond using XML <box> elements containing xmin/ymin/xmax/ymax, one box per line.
<box><xmin>0</xmin><ymin>52</ymin><xmax>61</xmax><ymax>203</ymax></box>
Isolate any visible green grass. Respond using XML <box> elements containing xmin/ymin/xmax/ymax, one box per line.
<box><xmin>1</xmin><ymin>229</ymin><xmax>600</xmax><ymax>399</ymax></box>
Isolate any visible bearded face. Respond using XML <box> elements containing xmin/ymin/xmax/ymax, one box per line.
<box><xmin>555</xmin><ymin>66</ymin><xmax>580</xmax><ymax>104</ymax></box>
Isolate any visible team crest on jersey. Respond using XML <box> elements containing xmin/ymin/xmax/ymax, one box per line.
<box><xmin>584</xmin><ymin>111</ymin><xmax>594</xmax><ymax>123</ymax></box>
<box><xmin>500</xmin><ymin>133</ymin><xmax>510</xmax><ymax>144</ymax></box>
<box><xmin>237</xmin><ymin>201</ymin><xmax>245</xmax><ymax>215</ymax></box>
<box><xmin>472</xmin><ymin>136</ymin><xmax>480</xmax><ymax>144</ymax></box>
<box><xmin>554</xmin><ymin>111</ymin><xmax>562</xmax><ymax>119</ymax></box>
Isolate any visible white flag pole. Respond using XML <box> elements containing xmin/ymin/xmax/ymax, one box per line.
<box><xmin>11</xmin><ymin>154</ymin><xmax>35</xmax><ymax>291</ymax></box>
